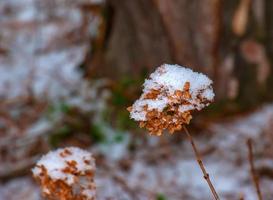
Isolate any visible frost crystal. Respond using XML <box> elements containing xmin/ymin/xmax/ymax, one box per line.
<box><xmin>32</xmin><ymin>147</ymin><xmax>96</xmax><ymax>200</ymax></box>
<box><xmin>128</xmin><ymin>64</ymin><xmax>214</xmax><ymax>135</ymax></box>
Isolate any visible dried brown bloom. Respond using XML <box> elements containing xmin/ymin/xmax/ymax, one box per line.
<box><xmin>136</xmin><ymin>84</ymin><xmax>193</xmax><ymax>135</ymax></box>
<box><xmin>128</xmin><ymin>64</ymin><xmax>214</xmax><ymax>135</ymax></box>
<box><xmin>32</xmin><ymin>147</ymin><xmax>96</xmax><ymax>200</ymax></box>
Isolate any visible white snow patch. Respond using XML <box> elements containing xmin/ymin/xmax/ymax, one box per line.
<box><xmin>32</xmin><ymin>147</ymin><xmax>95</xmax><ymax>185</ymax></box>
<box><xmin>130</xmin><ymin>64</ymin><xmax>214</xmax><ymax>121</ymax></box>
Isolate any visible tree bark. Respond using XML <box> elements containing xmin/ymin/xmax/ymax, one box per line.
<box><xmin>102</xmin><ymin>0</ymin><xmax>273</xmax><ymax>108</ymax></box>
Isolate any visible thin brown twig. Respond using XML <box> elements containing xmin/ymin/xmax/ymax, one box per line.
<box><xmin>239</xmin><ymin>193</ymin><xmax>245</xmax><ymax>200</ymax></box>
<box><xmin>112</xmin><ymin>174</ymin><xmax>139</xmax><ymax>200</ymax></box>
<box><xmin>183</xmin><ymin>126</ymin><xmax>220</xmax><ymax>200</ymax></box>
<box><xmin>247</xmin><ymin>138</ymin><xmax>263</xmax><ymax>200</ymax></box>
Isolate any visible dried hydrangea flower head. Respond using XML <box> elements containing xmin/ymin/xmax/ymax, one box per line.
<box><xmin>128</xmin><ymin>64</ymin><xmax>214</xmax><ymax>136</ymax></box>
<box><xmin>32</xmin><ymin>147</ymin><xmax>96</xmax><ymax>200</ymax></box>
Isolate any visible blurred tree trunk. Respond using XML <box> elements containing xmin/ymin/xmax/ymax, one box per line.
<box><xmin>99</xmin><ymin>0</ymin><xmax>273</xmax><ymax>110</ymax></box>
<box><xmin>104</xmin><ymin>0</ymin><xmax>220</xmax><ymax>77</ymax></box>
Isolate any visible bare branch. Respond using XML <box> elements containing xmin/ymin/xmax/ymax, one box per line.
<box><xmin>247</xmin><ymin>138</ymin><xmax>263</xmax><ymax>200</ymax></box>
<box><xmin>183</xmin><ymin>126</ymin><xmax>220</xmax><ymax>200</ymax></box>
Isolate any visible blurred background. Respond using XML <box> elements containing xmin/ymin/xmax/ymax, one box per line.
<box><xmin>0</xmin><ymin>0</ymin><xmax>273</xmax><ymax>199</ymax></box>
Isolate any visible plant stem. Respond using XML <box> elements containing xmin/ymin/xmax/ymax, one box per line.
<box><xmin>247</xmin><ymin>138</ymin><xmax>263</xmax><ymax>200</ymax></box>
<box><xmin>183</xmin><ymin>126</ymin><xmax>220</xmax><ymax>200</ymax></box>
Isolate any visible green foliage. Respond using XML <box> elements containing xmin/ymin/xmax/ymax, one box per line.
<box><xmin>156</xmin><ymin>193</ymin><xmax>167</xmax><ymax>200</ymax></box>
<box><xmin>59</xmin><ymin>102</ymin><xmax>71</xmax><ymax>113</ymax></box>
<box><xmin>46</xmin><ymin>101</ymin><xmax>71</xmax><ymax>120</ymax></box>
<box><xmin>49</xmin><ymin>125</ymin><xmax>71</xmax><ymax>147</ymax></box>
<box><xmin>113</xmin><ymin>132</ymin><xmax>125</xmax><ymax>143</ymax></box>
<box><xmin>110</xmin><ymin>75</ymin><xmax>145</xmax><ymax>130</ymax></box>
<box><xmin>116</xmin><ymin>109</ymin><xmax>136</xmax><ymax>130</ymax></box>
<box><xmin>111</xmin><ymin>77</ymin><xmax>138</xmax><ymax>106</ymax></box>
<box><xmin>112</xmin><ymin>89</ymin><xmax>128</xmax><ymax>106</ymax></box>
<box><xmin>89</xmin><ymin>124</ymin><xmax>107</xmax><ymax>143</ymax></box>
<box><xmin>47</xmin><ymin>74</ymin><xmax>148</xmax><ymax>148</ymax></box>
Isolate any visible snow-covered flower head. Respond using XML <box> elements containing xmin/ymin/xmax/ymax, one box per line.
<box><xmin>128</xmin><ymin>64</ymin><xmax>214</xmax><ymax>135</ymax></box>
<box><xmin>32</xmin><ymin>147</ymin><xmax>96</xmax><ymax>200</ymax></box>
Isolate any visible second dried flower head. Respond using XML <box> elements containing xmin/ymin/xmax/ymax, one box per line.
<box><xmin>128</xmin><ymin>64</ymin><xmax>214</xmax><ymax>135</ymax></box>
<box><xmin>32</xmin><ymin>147</ymin><xmax>96</xmax><ymax>200</ymax></box>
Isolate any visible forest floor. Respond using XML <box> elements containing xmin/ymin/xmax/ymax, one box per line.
<box><xmin>1</xmin><ymin>104</ymin><xmax>273</xmax><ymax>200</ymax></box>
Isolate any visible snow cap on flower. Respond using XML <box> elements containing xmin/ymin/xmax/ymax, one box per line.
<box><xmin>32</xmin><ymin>147</ymin><xmax>96</xmax><ymax>200</ymax></box>
<box><xmin>128</xmin><ymin>64</ymin><xmax>214</xmax><ymax>136</ymax></box>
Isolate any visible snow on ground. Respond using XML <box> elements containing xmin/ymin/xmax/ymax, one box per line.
<box><xmin>0</xmin><ymin>45</ymin><xmax>87</xmax><ymax>100</ymax></box>
<box><xmin>1</xmin><ymin>104</ymin><xmax>273</xmax><ymax>199</ymax></box>
<box><xmin>0</xmin><ymin>0</ymin><xmax>88</xmax><ymax>100</ymax></box>
<box><xmin>0</xmin><ymin>0</ymin><xmax>106</xmax><ymax>178</ymax></box>
<box><xmin>0</xmin><ymin>0</ymin><xmax>104</xmax><ymax>100</ymax></box>
<box><xmin>0</xmin><ymin>178</ymin><xmax>41</xmax><ymax>200</ymax></box>
<box><xmin>0</xmin><ymin>79</ymin><xmax>110</xmax><ymax>178</ymax></box>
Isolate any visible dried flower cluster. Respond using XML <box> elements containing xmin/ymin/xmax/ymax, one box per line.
<box><xmin>32</xmin><ymin>147</ymin><xmax>96</xmax><ymax>200</ymax></box>
<box><xmin>128</xmin><ymin>64</ymin><xmax>214</xmax><ymax>136</ymax></box>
